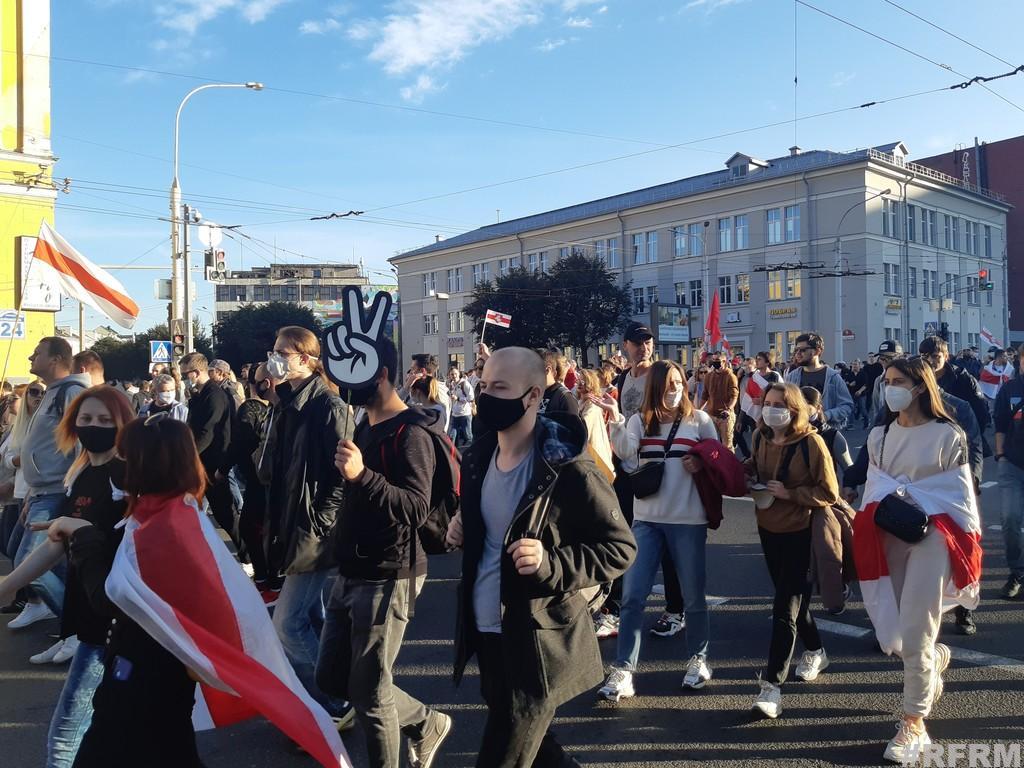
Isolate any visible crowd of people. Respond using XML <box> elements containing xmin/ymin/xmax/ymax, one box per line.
<box><xmin>0</xmin><ymin>318</ymin><xmax>1019</xmax><ymax>767</ymax></box>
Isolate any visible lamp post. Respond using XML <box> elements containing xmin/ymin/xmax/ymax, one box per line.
<box><xmin>833</xmin><ymin>188</ymin><xmax>891</xmax><ymax>358</ymax></box>
<box><xmin>170</xmin><ymin>81</ymin><xmax>263</xmax><ymax>354</ymax></box>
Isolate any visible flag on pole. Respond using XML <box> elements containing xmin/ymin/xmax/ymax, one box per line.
<box><xmin>979</xmin><ymin>326</ymin><xmax>1000</xmax><ymax>348</ymax></box>
<box><xmin>979</xmin><ymin>361</ymin><xmax>1011</xmax><ymax>400</ymax></box>
<box><xmin>484</xmin><ymin>309</ymin><xmax>512</xmax><ymax>328</ymax></box>
<box><xmin>703</xmin><ymin>292</ymin><xmax>729</xmax><ymax>352</ymax></box>
<box><xmin>32</xmin><ymin>221</ymin><xmax>140</xmax><ymax>329</ymax></box>
<box><xmin>105</xmin><ymin>495</ymin><xmax>351</xmax><ymax>768</ymax></box>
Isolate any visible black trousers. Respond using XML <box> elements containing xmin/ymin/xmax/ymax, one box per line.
<box><xmin>759</xmin><ymin>526</ymin><xmax>821</xmax><ymax>685</ymax></box>
<box><xmin>238</xmin><ymin>482</ymin><xmax>269</xmax><ymax>583</ymax></box>
<box><xmin>205</xmin><ymin>474</ymin><xmax>241</xmax><ymax>550</ymax></box>
<box><xmin>475</xmin><ymin>632</ymin><xmax>581</xmax><ymax>768</ymax></box>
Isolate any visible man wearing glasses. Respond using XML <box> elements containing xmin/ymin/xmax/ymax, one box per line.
<box><xmin>784</xmin><ymin>333</ymin><xmax>854</xmax><ymax>428</ymax></box>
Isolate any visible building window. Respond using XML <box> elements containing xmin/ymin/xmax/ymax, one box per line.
<box><xmin>908</xmin><ymin>266</ymin><xmax>917</xmax><ymax>298</ymax></box>
<box><xmin>884</xmin><ymin>263</ymin><xmax>901</xmax><ymax>295</ymax></box>
<box><xmin>510</xmin><ymin>255</ymin><xmax>521</xmax><ymax>270</ymax></box>
<box><xmin>951</xmin><ymin>331</ymin><xmax>961</xmax><ymax>352</ymax></box>
<box><xmin>422</xmin><ymin>271</ymin><xmax>437</xmax><ymax>297</ymax></box>
<box><xmin>632</xmin><ymin>234</ymin><xmax>644</xmax><ymax>265</ymax></box>
<box><xmin>736</xmin><ymin>273</ymin><xmax>750</xmax><ymax>303</ymax></box>
<box><xmin>735</xmin><ymin>215</ymin><xmax>749</xmax><ymax>249</ymax></box>
<box><xmin>471</xmin><ymin>264</ymin><xmax>482</xmax><ymax>286</ymax></box>
<box><xmin>787</xmin><ymin>331</ymin><xmax>802</xmax><ymax>354</ymax></box>
<box><xmin>784</xmin><ymin>205</ymin><xmax>800</xmax><ymax>242</ymax></box>
<box><xmin>920</xmin><ymin>209</ymin><xmax>930</xmax><ymax>245</ymax></box>
<box><xmin>687</xmin><ymin>223</ymin><xmax>704</xmax><ymax>257</ymax></box>
<box><xmin>943</xmin><ymin>214</ymin><xmax>952</xmax><ymax>249</ymax></box>
<box><xmin>767</xmin><ymin>270</ymin><xmax>783</xmax><ymax>301</ymax></box>
<box><xmin>921</xmin><ymin>269</ymin><xmax>931</xmax><ymax>299</ymax></box>
<box><xmin>448</xmin><ymin>268</ymin><xmax>463</xmax><ymax>293</ymax></box>
<box><xmin>253</xmin><ymin>285</ymin><xmax>270</xmax><ymax>301</ymax></box>
<box><xmin>646</xmin><ymin>285</ymin><xmax>658</xmax><ymax>308</ymax></box>
<box><xmin>594</xmin><ymin>241</ymin><xmax>607</xmax><ymax>265</ymax></box>
<box><xmin>646</xmin><ymin>231</ymin><xmax>658</xmax><ymax>263</ymax></box>
<box><xmin>675</xmin><ymin>281</ymin><xmax>687</xmax><ymax>306</ymax></box>
<box><xmin>423</xmin><ymin>314</ymin><xmax>439</xmax><ymax>335</ymax></box>
<box><xmin>283</xmin><ymin>285</ymin><xmax>298</xmax><ymax>302</ymax></box>
<box><xmin>931</xmin><ymin>270</ymin><xmax>939</xmax><ymax>299</ymax></box>
<box><xmin>718</xmin><ymin>275</ymin><xmax>733</xmax><ymax>304</ymax></box>
<box><xmin>883</xmin><ymin>200</ymin><xmax>899</xmax><ymax>238</ymax></box>
<box><xmin>674</xmin><ymin>227</ymin><xmax>688</xmax><ymax>258</ymax></box>
<box><xmin>538</xmin><ymin>252</ymin><xmax>547</xmax><ymax>273</ymax></box>
<box><xmin>689</xmin><ymin>280</ymin><xmax>703</xmax><ymax>308</ymax></box>
<box><xmin>966</xmin><ymin>276</ymin><xmax>979</xmax><ymax>305</ymax></box>
<box><xmin>528</xmin><ymin>253</ymin><xmax>539</xmax><ymax>272</ymax></box>
<box><xmin>633</xmin><ymin>287</ymin><xmax>645</xmax><ymax>314</ymax></box>
<box><xmin>448</xmin><ymin>311</ymin><xmax>466</xmax><ymax>333</ymax></box>
<box><xmin>559</xmin><ymin>247</ymin><xmax>569</xmax><ymax>261</ymax></box>
<box><xmin>499</xmin><ymin>258</ymin><xmax>509</xmax><ymax>277</ymax></box>
<box><xmin>984</xmin><ymin>225</ymin><xmax>992</xmax><ymax>258</ymax></box>
<box><xmin>909</xmin><ymin>328</ymin><xmax>919</xmax><ymax>355</ymax></box>
<box><xmin>907</xmin><ymin>205</ymin><xmax>916</xmax><ymax>242</ymax></box>
<box><xmin>767</xmin><ymin>331</ymin><xmax>783</xmax><ymax>355</ymax></box>
<box><xmin>766</xmin><ymin>208</ymin><xmax>782</xmax><ymax>245</ymax></box>
<box><xmin>970</xmin><ymin>221</ymin><xmax>979</xmax><ymax>256</ymax></box>
<box><xmin>787</xmin><ymin>270</ymin><xmax>802</xmax><ymax>298</ymax></box>
<box><xmin>928</xmin><ymin>210</ymin><xmax>937</xmax><ymax>245</ymax></box>
<box><xmin>215</xmin><ymin>285</ymin><xmax>230</xmax><ymax>302</ymax></box>
<box><xmin>608</xmin><ymin>237</ymin><xmax>620</xmax><ymax>268</ymax></box>
<box><xmin>952</xmin><ymin>218</ymin><xmax>961</xmax><ymax>252</ymax></box>
<box><xmin>944</xmin><ymin>272</ymin><xmax>956</xmax><ymax>301</ymax></box>
<box><xmin>885</xmin><ymin>326</ymin><xmax>902</xmax><ymax>343</ymax></box>
<box><xmin>718</xmin><ymin>218</ymin><xmax>733</xmax><ymax>252</ymax></box>
<box><xmin>300</xmin><ymin>285</ymin><xmax>315</xmax><ymax>301</ymax></box>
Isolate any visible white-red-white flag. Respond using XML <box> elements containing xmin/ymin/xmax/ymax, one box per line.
<box><xmin>32</xmin><ymin>221</ymin><xmax>140</xmax><ymax>328</ymax></box>
<box><xmin>484</xmin><ymin>309</ymin><xmax>512</xmax><ymax>328</ymax></box>
<box><xmin>979</xmin><ymin>362</ymin><xmax>1011</xmax><ymax>400</ymax></box>
<box><xmin>105</xmin><ymin>495</ymin><xmax>351</xmax><ymax>768</ymax></box>
<box><xmin>740</xmin><ymin>370</ymin><xmax>770</xmax><ymax>419</ymax></box>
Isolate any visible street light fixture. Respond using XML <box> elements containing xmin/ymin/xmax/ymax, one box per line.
<box><xmin>170</xmin><ymin>82</ymin><xmax>263</xmax><ymax>356</ymax></box>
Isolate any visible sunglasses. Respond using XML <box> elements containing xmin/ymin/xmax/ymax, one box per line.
<box><xmin>27</xmin><ymin>388</ymin><xmax>44</xmax><ymax>397</ymax></box>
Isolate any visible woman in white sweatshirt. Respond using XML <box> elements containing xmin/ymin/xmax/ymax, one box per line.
<box><xmin>595</xmin><ymin>360</ymin><xmax>719</xmax><ymax>701</ymax></box>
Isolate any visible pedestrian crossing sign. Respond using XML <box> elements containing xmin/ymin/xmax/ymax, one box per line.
<box><xmin>150</xmin><ymin>340</ymin><xmax>173</xmax><ymax>363</ymax></box>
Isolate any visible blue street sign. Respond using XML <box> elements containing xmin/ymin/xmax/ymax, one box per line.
<box><xmin>924</xmin><ymin>321</ymin><xmax>938</xmax><ymax>337</ymax></box>
<box><xmin>150</xmin><ymin>340</ymin><xmax>172</xmax><ymax>364</ymax></box>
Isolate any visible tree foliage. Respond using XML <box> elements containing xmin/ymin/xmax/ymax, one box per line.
<box><xmin>90</xmin><ymin>320</ymin><xmax>212</xmax><ymax>381</ymax></box>
<box><xmin>462</xmin><ymin>253</ymin><xmax>631</xmax><ymax>365</ymax></box>
<box><xmin>212</xmin><ymin>302</ymin><xmax>322</xmax><ymax>372</ymax></box>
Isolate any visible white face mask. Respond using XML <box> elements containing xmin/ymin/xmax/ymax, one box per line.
<box><xmin>266</xmin><ymin>353</ymin><xmax>291</xmax><ymax>380</ymax></box>
<box><xmin>665</xmin><ymin>390</ymin><xmax>683</xmax><ymax>409</ymax></box>
<box><xmin>156</xmin><ymin>391</ymin><xmax>175</xmax><ymax>405</ymax></box>
<box><xmin>762</xmin><ymin>406</ymin><xmax>792</xmax><ymax>428</ymax></box>
<box><xmin>884</xmin><ymin>384</ymin><xmax>916</xmax><ymax>412</ymax></box>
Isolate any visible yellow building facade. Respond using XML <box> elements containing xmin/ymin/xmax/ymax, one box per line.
<box><xmin>1</xmin><ymin>0</ymin><xmax>55</xmax><ymax>381</ymax></box>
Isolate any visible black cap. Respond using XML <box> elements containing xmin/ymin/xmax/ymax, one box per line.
<box><xmin>877</xmin><ymin>340</ymin><xmax>903</xmax><ymax>356</ymax></box>
<box><xmin>624</xmin><ymin>322</ymin><xmax>653</xmax><ymax>343</ymax></box>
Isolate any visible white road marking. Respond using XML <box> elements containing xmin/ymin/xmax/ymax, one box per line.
<box><xmin>981</xmin><ymin>481</ymin><xmax>999</xmax><ymax>489</ymax></box>
<box><xmin>816</xmin><ymin>619</ymin><xmax>872</xmax><ymax>638</ymax></box>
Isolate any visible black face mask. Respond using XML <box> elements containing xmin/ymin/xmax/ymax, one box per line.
<box><xmin>709</xmin><ymin>360</ymin><xmax>722</xmax><ymax>370</ymax></box>
<box><xmin>78</xmin><ymin>426</ymin><xmax>117</xmax><ymax>454</ymax></box>
<box><xmin>340</xmin><ymin>381</ymin><xmax>380</xmax><ymax>407</ymax></box>
<box><xmin>477</xmin><ymin>389</ymin><xmax>533</xmax><ymax>432</ymax></box>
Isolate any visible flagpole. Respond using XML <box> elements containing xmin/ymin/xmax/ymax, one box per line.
<box><xmin>479</xmin><ymin>319</ymin><xmax>488</xmax><ymax>348</ymax></box>
<box><xmin>79</xmin><ymin>301</ymin><xmax>85</xmax><ymax>353</ymax></box>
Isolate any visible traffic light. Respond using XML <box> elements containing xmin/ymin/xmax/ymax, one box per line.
<box><xmin>172</xmin><ymin>332</ymin><xmax>186</xmax><ymax>359</ymax></box>
<box><xmin>205</xmin><ymin>249</ymin><xmax>227</xmax><ymax>282</ymax></box>
<box><xmin>978</xmin><ymin>268</ymin><xmax>994</xmax><ymax>291</ymax></box>
<box><xmin>939</xmin><ymin>322</ymin><xmax>950</xmax><ymax>341</ymax></box>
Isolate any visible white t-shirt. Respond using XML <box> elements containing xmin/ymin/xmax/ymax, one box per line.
<box><xmin>618</xmin><ymin>369</ymin><xmax>648</xmax><ymax>423</ymax></box>
<box><xmin>610</xmin><ymin>409</ymin><xmax>719</xmax><ymax>525</ymax></box>
<box><xmin>867</xmin><ymin>419</ymin><xmax>966</xmax><ymax>483</ymax></box>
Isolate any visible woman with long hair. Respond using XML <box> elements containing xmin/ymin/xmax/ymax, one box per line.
<box><xmin>0</xmin><ymin>386</ymin><xmax>136</xmax><ymax>767</ymax></box>
<box><xmin>575</xmin><ymin>368</ymin><xmax>614</xmax><ymax>477</ymax></box>
<box><xmin>595</xmin><ymin>360</ymin><xmax>718</xmax><ymax>701</ymax></box>
<box><xmin>855</xmin><ymin>357</ymin><xmax>980</xmax><ymax>762</ymax></box>
<box><xmin>748</xmin><ymin>383</ymin><xmax>838</xmax><ymax>719</ymax></box>
<box><xmin>0</xmin><ymin>385</ymin><xmax>26</xmax><ymax>558</ymax></box>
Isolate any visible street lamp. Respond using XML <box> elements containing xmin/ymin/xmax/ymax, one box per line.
<box><xmin>170</xmin><ymin>82</ymin><xmax>263</xmax><ymax>355</ymax></box>
<box><xmin>833</xmin><ymin>188</ymin><xmax>891</xmax><ymax>357</ymax></box>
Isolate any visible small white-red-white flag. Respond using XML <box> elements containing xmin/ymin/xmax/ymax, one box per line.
<box><xmin>33</xmin><ymin>221</ymin><xmax>140</xmax><ymax>328</ymax></box>
<box><xmin>105</xmin><ymin>495</ymin><xmax>351</xmax><ymax>768</ymax></box>
<box><xmin>484</xmin><ymin>309</ymin><xmax>512</xmax><ymax>328</ymax></box>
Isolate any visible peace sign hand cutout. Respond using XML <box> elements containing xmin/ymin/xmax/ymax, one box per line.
<box><xmin>323</xmin><ymin>286</ymin><xmax>394</xmax><ymax>390</ymax></box>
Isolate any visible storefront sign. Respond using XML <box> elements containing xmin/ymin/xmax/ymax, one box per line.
<box><xmin>886</xmin><ymin>298</ymin><xmax>903</xmax><ymax>314</ymax></box>
<box><xmin>768</xmin><ymin>306</ymin><xmax>798</xmax><ymax>319</ymax></box>
<box><xmin>653</xmin><ymin>304</ymin><xmax>690</xmax><ymax>344</ymax></box>
<box><xmin>446</xmin><ymin>336</ymin><xmax>464</xmax><ymax>349</ymax></box>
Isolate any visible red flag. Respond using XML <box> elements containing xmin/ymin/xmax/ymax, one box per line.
<box><xmin>704</xmin><ymin>291</ymin><xmax>723</xmax><ymax>351</ymax></box>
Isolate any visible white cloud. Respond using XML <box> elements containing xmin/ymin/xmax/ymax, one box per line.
<box><xmin>537</xmin><ymin>37</ymin><xmax>567</xmax><ymax>52</ymax></box>
<box><xmin>597</xmin><ymin>5</ymin><xmax>608</xmax><ymax>13</ymax></box>
<box><xmin>561</xmin><ymin>0</ymin><xmax>604</xmax><ymax>9</ymax></box>
<box><xmin>300</xmin><ymin>18</ymin><xmax>342</xmax><ymax>34</ymax></box>
<box><xmin>153</xmin><ymin>0</ymin><xmax>290</xmax><ymax>36</ymax></box>
<box><xmin>400</xmin><ymin>74</ymin><xmax>445</xmax><ymax>102</ymax></box>
<box><xmin>566</xmin><ymin>16</ymin><xmax>592</xmax><ymax>27</ymax></box>
<box><xmin>684</xmin><ymin>0</ymin><xmax>748</xmax><ymax>11</ymax></box>
<box><xmin>830</xmin><ymin>71</ymin><xmax>855</xmax><ymax>88</ymax></box>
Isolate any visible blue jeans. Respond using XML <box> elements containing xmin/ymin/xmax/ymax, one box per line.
<box><xmin>999</xmin><ymin>460</ymin><xmax>1024</xmax><ymax>578</ymax></box>
<box><xmin>46</xmin><ymin>641</ymin><xmax>105</xmax><ymax>768</ymax></box>
<box><xmin>13</xmin><ymin>494</ymin><xmax>66</xmax><ymax>615</ymax></box>
<box><xmin>615</xmin><ymin>520</ymin><xmax>710</xmax><ymax>669</ymax></box>
<box><xmin>449</xmin><ymin>415</ymin><xmax>473</xmax><ymax>449</ymax></box>
<box><xmin>272</xmin><ymin>568</ymin><xmax>345</xmax><ymax>717</ymax></box>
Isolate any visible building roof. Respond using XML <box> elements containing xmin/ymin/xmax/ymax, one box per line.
<box><xmin>391</xmin><ymin>141</ymin><xmax>1006</xmax><ymax>262</ymax></box>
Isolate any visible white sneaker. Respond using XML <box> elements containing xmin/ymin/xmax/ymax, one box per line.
<box><xmin>752</xmin><ymin>680</ymin><xmax>782</xmax><ymax>719</ymax></box>
<box><xmin>650</xmin><ymin>612</ymin><xmax>685</xmax><ymax>638</ymax></box>
<box><xmin>29</xmin><ymin>638</ymin><xmax>64</xmax><ymax>665</ymax></box>
<box><xmin>594</xmin><ymin>612</ymin><xmax>620</xmax><ymax>640</ymax></box>
<box><xmin>52</xmin><ymin>636</ymin><xmax>79</xmax><ymax>664</ymax></box>
<box><xmin>883</xmin><ymin>720</ymin><xmax>931</xmax><ymax>764</ymax></box>
<box><xmin>241</xmin><ymin>562</ymin><xmax>255</xmax><ymax>579</ymax></box>
<box><xmin>598</xmin><ymin>667</ymin><xmax>635</xmax><ymax>702</ymax></box>
<box><xmin>932</xmin><ymin>643</ymin><xmax>951</xmax><ymax>706</ymax></box>
<box><xmin>7</xmin><ymin>602</ymin><xmax>56</xmax><ymax>630</ymax></box>
<box><xmin>682</xmin><ymin>655</ymin><xmax>712</xmax><ymax>690</ymax></box>
<box><xmin>795</xmin><ymin>648</ymin><xmax>829</xmax><ymax>682</ymax></box>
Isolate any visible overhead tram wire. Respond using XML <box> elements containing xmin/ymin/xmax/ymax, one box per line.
<box><xmin>880</xmin><ymin>0</ymin><xmax>1015</xmax><ymax>69</ymax></box>
<box><xmin>794</xmin><ymin>0</ymin><xmax>1024</xmax><ymax>113</ymax></box>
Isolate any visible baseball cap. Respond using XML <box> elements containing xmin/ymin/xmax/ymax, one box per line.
<box><xmin>624</xmin><ymin>322</ymin><xmax>653</xmax><ymax>343</ymax></box>
<box><xmin>876</xmin><ymin>340</ymin><xmax>903</xmax><ymax>356</ymax></box>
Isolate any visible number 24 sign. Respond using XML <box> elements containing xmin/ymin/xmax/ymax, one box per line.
<box><xmin>0</xmin><ymin>311</ymin><xmax>26</xmax><ymax>340</ymax></box>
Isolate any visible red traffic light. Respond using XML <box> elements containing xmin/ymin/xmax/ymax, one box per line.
<box><xmin>978</xmin><ymin>269</ymin><xmax>988</xmax><ymax>279</ymax></box>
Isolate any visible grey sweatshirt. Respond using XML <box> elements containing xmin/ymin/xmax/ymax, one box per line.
<box><xmin>21</xmin><ymin>373</ymin><xmax>90</xmax><ymax>496</ymax></box>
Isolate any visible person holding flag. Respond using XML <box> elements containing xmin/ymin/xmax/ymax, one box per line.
<box><xmin>853</xmin><ymin>357</ymin><xmax>981</xmax><ymax>763</ymax></box>
<box><xmin>736</xmin><ymin>352</ymin><xmax>782</xmax><ymax>459</ymax></box>
<box><xmin>979</xmin><ymin>347</ymin><xmax>1012</xmax><ymax>411</ymax></box>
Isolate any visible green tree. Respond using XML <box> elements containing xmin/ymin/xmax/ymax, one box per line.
<box><xmin>90</xmin><ymin>320</ymin><xmax>212</xmax><ymax>381</ymax></box>
<box><xmin>463</xmin><ymin>267</ymin><xmax>554</xmax><ymax>350</ymax></box>
<box><xmin>212</xmin><ymin>302</ymin><xmax>322</xmax><ymax>371</ymax></box>
<box><xmin>545</xmin><ymin>250</ymin><xmax>632</xmax><ymax>366</ymax></box>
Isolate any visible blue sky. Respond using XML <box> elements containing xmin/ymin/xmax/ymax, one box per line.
<box><xmin>52</xmin><ymin>0</ymin><xmax>1024</xmax><ymax>334</ymax></box>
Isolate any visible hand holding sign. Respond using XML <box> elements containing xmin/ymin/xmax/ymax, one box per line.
<box><xmin>322</xmin><ymin>285</ymin><xmax>394</xmax><ymax>390</ymax></box>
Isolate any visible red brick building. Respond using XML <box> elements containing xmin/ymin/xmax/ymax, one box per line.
<box><xmin>916</xmin><ymin>135</ymin><xmax>1023</xmax><ymax>344</ymax></box>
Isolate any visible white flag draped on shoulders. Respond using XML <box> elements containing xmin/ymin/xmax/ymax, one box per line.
<box><xmin>33</xmin><ymin>220</ymin><xmax>140</xmax><ymax>329</ymax></box>
<box><xmin>853</xmin><ymin>462</ymin><xmax>982</xmax><ymax>656</ymax></box>
<box><xmin>105</xmin><ymin>494</ymin><xmax>351</xmax><ymax>768</ymax></box>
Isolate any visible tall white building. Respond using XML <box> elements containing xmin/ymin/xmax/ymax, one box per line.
<box><xmin>391</xmin><ymin>142</ymin><xmax>1009</xmax><ymax>369</ymax></box>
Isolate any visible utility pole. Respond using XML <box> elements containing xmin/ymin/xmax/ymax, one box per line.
<box><xmin>170</xmin><ymin>180</ymin><xmax>181</xmax><ymax>337</ymax></box>
<box><xmin>183</xmin><ymin>203</ymin><xmax>193</xmax><ymax>353</ymax></box>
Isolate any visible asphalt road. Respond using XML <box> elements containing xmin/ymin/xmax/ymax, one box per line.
<box><xmin>2</xmin><ymin>427</ymin><xmax>1023</xmax><ymax>767</ymax></box>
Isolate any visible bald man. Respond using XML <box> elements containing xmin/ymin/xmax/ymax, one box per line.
<box><xmin>448</xmin><ymin>346</ymin><xmax>636</xmax><ymax>767</ymax></box>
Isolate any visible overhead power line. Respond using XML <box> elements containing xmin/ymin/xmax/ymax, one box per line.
<box><xmin>880</xmin><ymin>0</ymin><xmax>1015</xmax><ymax>68</ymax></box>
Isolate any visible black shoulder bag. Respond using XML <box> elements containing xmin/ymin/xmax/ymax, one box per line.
<box><xmin>628</xmin><ymin>413</ymin><xmax>683</xmax><ymax>499</ymax></box>
<box><xmin>873</xmin><ymin>422</ymin><xmax>930</xmax><ymax>543</ymax></box>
